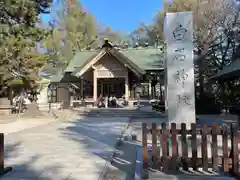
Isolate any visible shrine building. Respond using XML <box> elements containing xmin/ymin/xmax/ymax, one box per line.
<box><xmin>49</xmin><ymin>39</ymin><xmax>165</xmax><ymax>108</ymax></box>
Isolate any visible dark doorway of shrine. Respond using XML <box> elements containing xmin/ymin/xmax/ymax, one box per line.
<box><xmin>97</xmin><ymin>78</ymin><xmax>125</xmax><ymax>98</ymax></box>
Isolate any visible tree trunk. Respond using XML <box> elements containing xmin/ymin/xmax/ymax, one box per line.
<box><xmin>197</xmin><ymin>54</ymin><xmax>205</xmax><ymax>101</ymax></box>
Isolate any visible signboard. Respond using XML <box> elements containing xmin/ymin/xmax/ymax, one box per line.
<box><xmin>165</xmin><ymin>12</ymin><xmax>195</xmax><ymax>129</ymax></box>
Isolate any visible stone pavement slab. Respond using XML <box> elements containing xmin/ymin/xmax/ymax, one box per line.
<box><xmin>0</xmin><ymin>114</ymin><xmax>18</xmax><ymax>124</ymax></box>
<box><xmin>104</xmin><ymin>165</ymin><xmax>126</xmax><ymax>180</ymax></box>
<box><xmin>0</xmin><ymin>118</ymin><xmax>56</xmax><ymax>135</ymax></box>
<box><xmin>1</xmin><ymin>117</ymin><xmax>130</xmax><ymax>180</ymax></box>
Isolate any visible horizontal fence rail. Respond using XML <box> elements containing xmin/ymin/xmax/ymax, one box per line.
<box><xmin>142</xmin><ymin>122</ymin><xmax>239</xmax><ymax>178</ymax></box>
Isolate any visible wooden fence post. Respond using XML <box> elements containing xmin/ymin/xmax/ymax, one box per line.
<box><xmin>152</xmin><ymin>123</ymin><xmax>158</xmax><ymax>169</ymax></box>
<box><xmin>191</xmin><ymin>123</ymin><xmax>197</xmax><ymax>171</ymax></box>
<box><xmin>181</xmin><ymin>123</ymin><xmax>188</xmax><ymax>171</ymax></box>
<box><xmin>201</xmin><ymin>124</ymin><xmax>208</xmax><ymax>172</ymax></box>
<box><xmin>161</xmin><ymin>123</ymin><xmax>168</xmax><ymax>172</ymax></box>
<box><xmin>222</xmin><ymin>125</ymin><xmax>229</xmax><ymax>173</ymax></box>
<box><xmin>171</xmin><ymin>123</ymin><xmax>178</xmax><ymax>170</ymax></box>
<box><xmin>142</xmin><ymin>123</ymin><xmax>149</xmax><ymax>179</ymax></box>
<box><xmin>230</xmin><ymin>123</ymin><xmax>238</xmax><ymax>174</ymax></box>
<box><xmin>0</xmin><ymin>133</ymin><xmax>4</xmax><ymax>171</ymax></box>
<box><xmin>0</xmin><ymin>133</ymin><xmax>12</xmax><ymax>176</ymax></box>
<box><xmin>211</xmin><ymin>123</ymin><xmax>218</xmax><ymax>172</ymax></box>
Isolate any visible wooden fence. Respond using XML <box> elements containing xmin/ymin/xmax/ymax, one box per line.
<box><xmin>142</xmin><ymin>122</ymin><xmax>240</xmax><ymax>179</ymax></box>
<box><xmin>0</xmin><ymin>133</ymin><xmax>12</xmax><ymax>176</ymax></box>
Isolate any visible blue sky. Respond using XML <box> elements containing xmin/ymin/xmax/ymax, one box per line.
<box><xmin>41</xmin><ymin>0</ymin><xmax>163</xmax><ymax>33</ymax></box>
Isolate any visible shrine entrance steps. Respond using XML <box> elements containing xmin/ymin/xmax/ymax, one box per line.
<box><xmin>72</xmin><ymin>107</ymin><xmax>163</xmax><ymax>118</ymax></box>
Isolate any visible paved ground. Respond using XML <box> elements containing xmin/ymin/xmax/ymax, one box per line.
<box><xmin>1</xmin><ymin>118</ymin><xmax>55</xmax><ymax>135</ymax></box>
<box><xmin>2</xmin><ymin>117</ymin><xmax>130</xmax><ymax>180</ymax></box>
<box><xmin>0</xmin><ymin>114</ymin><xmax>19</xmax><ymax>124</ymax></box>
<box><xmin>104</xmin><ymin>130</ymin><xmax>138</xmax><ymax>180</ymax></box>
<box><xmin>1</xmin><ymin>106</ymin><xmax>239</xmax><ymax>180</ymax></box>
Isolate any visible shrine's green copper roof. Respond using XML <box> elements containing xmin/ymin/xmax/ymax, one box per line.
<box><xmin>64</xmin><ymin>51</ymin><xmax>98</xmax><ymax>72</ymax></box>
<box><xmin>50</xmin><ymin>71</ymin><xmax>64</xmax><ymax>82</ymax></box>
<box><xmin>50</xmin><ymin>43</ymin><xmax>165</xmax><ymax>82</ymax></box>
<box><xmin>64</xmin><ymin>47</ymin><xmax>165</xmax><ymax>73</ymax></box>
<box><xmin>120</xmin><ymin>48</ymin><xmax>164</xmax><ymax>70</ymax></box>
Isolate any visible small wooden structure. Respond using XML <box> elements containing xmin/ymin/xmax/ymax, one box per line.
<box><xmin>0</xmin><ymin>133</ymin><xmax>12</xmax><ymax>177</ymax></box>
<box><xmin>142</xmin><ymin>122</ymin><xmax>239</xmax><ymax>179</ymax></box>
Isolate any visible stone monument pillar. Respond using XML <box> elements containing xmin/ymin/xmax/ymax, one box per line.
<box><xmin>165</xmin><ymin>12</ymin><xmax>195</xmax><ymax>129</ymax></box>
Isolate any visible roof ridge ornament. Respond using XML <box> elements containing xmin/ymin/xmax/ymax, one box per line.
<box><xmin>102</xmin><ymin>38</ymin><xmax>113</xmax><ymax>48</ymax></box>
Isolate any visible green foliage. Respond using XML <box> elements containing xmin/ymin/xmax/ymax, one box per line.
<box><xmin>43</xmin><ymin>0</ymin><xmax>98</xmax><ymax>67</ymax></box>
<box><xmin>0</xmin><ymin>0</ymin><xmax>52</xmax><ymax>91</ymax></box>
<box><xmin>97</xmin><ymin>26</ymin><xmax>126</xmax><ymax>45</ymax></box>
<box><xmin>42</xmin><ymin>0</ymin><xmax>125</xmax><ymax>74</ymax></box>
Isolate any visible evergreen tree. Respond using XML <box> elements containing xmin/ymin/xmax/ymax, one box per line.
<box><xmin>0</xmin><ymin>0</ymin><xmax>53</xmax><ymax>92</ymax></box>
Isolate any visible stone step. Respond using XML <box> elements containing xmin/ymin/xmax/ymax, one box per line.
<box><xmin>38</xmin><ymin>105</ymin><xmax>162</xmax><ymax>117</ymax></box>
<box><xmin>75</xmin><ymin>110</ymin><xmax>161</xmax><ymax>117</ymax></box>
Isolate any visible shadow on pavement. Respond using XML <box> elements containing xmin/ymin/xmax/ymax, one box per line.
<box><xmin>3</xmin><ymin>142</ymin><xmax>63</xmax><ymax>180</ymax></box>
<box><xmin>108</xmin><ymin>140</ymin><xmax>138</xmax><ymax>180</ymax></box>
<box><xmin>58</xmin><ymin>116</ymin><xmax>131</xmax><ymax>179</ymax></box>
<box><xmin>59</xmin><ymin>117</ymin><xmax>129</xmax><ymax>161</ymax></box>
<box><xmin>3</xmin><ymin>117</ymin><xmax>111</xmax><ymax>180</ymax></box>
